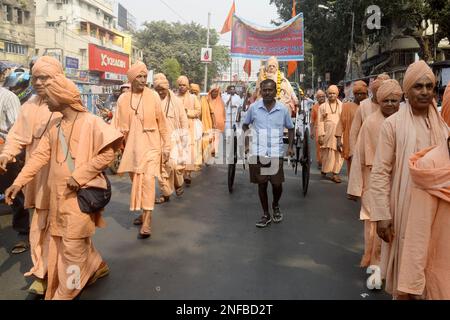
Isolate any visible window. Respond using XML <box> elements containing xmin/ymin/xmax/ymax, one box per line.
<box><xmin>5</xmin><ymin>42</ymin><xmax>28</xmax><ymax>55</ymax></box>
<box><xmin>24</xmin><ymin>11</ymin><xmax>30</xmax><ymax>23</ymax></box>
<box><xmin>17</xmin><ymin>8</ymin><xmax>23</xmax><ymax>24</ymax></box>
<box><xmin>6</xmin><ymin>5</ymin><xmax>12</xmax><ymax>22</ymax></box>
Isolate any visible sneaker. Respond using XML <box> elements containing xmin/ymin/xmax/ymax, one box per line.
<box><xmin>87</xmin><ymin>262</ymin><xmax>110</xmax><ymax>286</ymax></box>
<box><xmin>273</xmin><ymin>207</ymin><xmax>283</xmax><ymax>223</ymax></box>
<box><xmin>256</xmin><ymin>215</ymin><xmax>272</xmax><ymax>228</ymax></box>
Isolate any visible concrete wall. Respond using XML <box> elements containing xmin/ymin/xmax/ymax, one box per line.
<box><xmin>0</xmin><ymin>0</ymin><xmax>35</xmax><ymax>66</ymax></box>
<box><xmin>35</xmin><ymin>0</ymin><xmax>126</xmax><ymax>70</ymax></box>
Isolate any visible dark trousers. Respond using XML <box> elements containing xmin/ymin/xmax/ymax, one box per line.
<box><xmin>0</xmin><ymin>151</ymin><xmax>30</xmax><ymax>235</ymax></box>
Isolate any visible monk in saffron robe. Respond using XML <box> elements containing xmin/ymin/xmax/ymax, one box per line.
<box><xmin>397</xmin><ymin>140</ymin><xmax>450</xmax><ymax>300</ymax></box>
<box><xmin>153</xmin><ymin>74</ymin><xmax>189</xmax><ymax>202</ymax></box>
<box><xmin>348</xmin><ymin>79</ymin><xmax>402</xmax><ymax>269</ymax></box>
<box><xmin>208</xmin><ymin>85</ymin><xmax>225</xmax><ymax>158</ymax></box>
<box><xmin>256</xmin><ymin>56</ymin><xmax>298</xmax><ymax>116</ymax></box>
<box><xmin>318</xmin><ymin>85</ymin><xmax>344</xmax><ymax>183</ymax></box>
<box><xmin>114</xmin><ymin>62</ymin><xmax>171</xmax><ymax>239</ymax></box>
<box><xmin>349</xmin><ymin>74</ymin><xmax>391</xmax><ymax>158</ymax></box>
<box><xmin>176</xmin><ymin>76</ymin><xmax>202</xmax><ymax>184</ymax></box>
<box><xmin>370</xmin><ymin>61</ymin><xmax>449</xmax><ymax>299</ymax></box>
<box><xmin>311</xmin><ymin>90</ymin><xmax>326</xmax><ymax>169</ymax></box>
<box><xmin>441</xmin><ymin>82</ymin><xmax>450</xmax><ymax>126</ymax></box>
<box><xmin>0</xmin><ymin>56</ymin><xmax>64</xmax><ymax>295</ymax></box>
<box><xmin>335</xmin><ymin>80</ymin><xmax>368</xmax><ymax>174</ymax></box>
<box><xmin>5</xmin><ymin>74</ymin><xmax>123</xmax><ymax>300</ymax></box>
<box><xmin>200</xmin><ymin>86</ymin><xmax>218</xmax><ymax>164</ymax></box>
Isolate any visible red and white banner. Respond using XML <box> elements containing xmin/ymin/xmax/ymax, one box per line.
<box><xmin>231</xmin><ymin>14</ymin><xmax>304</xmax><ymax>61</ymax></box>
<box><xmin>88</xmin><ymin>44</ymin><xmax>129</xmax><ymax>75</ymax></box>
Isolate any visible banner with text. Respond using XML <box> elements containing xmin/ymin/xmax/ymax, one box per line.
<box><xmin>230</xmin><ymin>13</ymin><xmax>304</xmax><ymax>61</ymax></box>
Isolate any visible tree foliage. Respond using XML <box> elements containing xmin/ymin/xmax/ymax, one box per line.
<box><xmin>161</xmin><ymin>58</ymin><xmax>181</xmax><ymax>87</ymax></box>
<box><xmin>270</xmin><ymin>0</ymin><xmax>450</xmax><ymax>85</ymax></box>
<box><xmin>134</xmin><ymin>21</ymin><xmax>230</xmax><ymax>88</ymax></box>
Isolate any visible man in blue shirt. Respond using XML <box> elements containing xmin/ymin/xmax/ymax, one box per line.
<box><xmin>243</xmin><ymin>79</ymin><xmax>294</xmax><ymax>228</ymax></box>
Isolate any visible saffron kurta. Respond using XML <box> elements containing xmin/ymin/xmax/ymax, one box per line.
<box><xmin>348</xmin><ymin>109</ymin><xmax>386</xmax><ymax>267</ymax></box>
<box><xmin>349</xmin><ymin>98</ymin><xmax>379</xmax><ymax>158</ymax></box>
<box><xmin>311</xmin><ymin>103</ymin><xmax>321</xmax><ymax>164</ymax></box>
<box><xmin>318</xmin><ymin>100</ymin><xmax>344</xmax><ymax>174</ymax></box>
<box><xmin>397</xmin><ymin>143</ymin><xmax>450</xmax><ymax>299</ymax></box>
<box><xmin>177</xmin><ymin>91</ymin><xmax>202</xmax><ymax>171</ymax></box>
<box><xmin>335</xmin><ymin>102</ymin><xmax>359</xmax><ymax>160</ymax></box>
<box><xmin>13</xmin><ymin>112</ymin><xmax>123</xmax><ymax>300</ymax></box>
<box><xmin>114</xmin><ymin>87</ymin><xmax>171</xmax><ymax>211</ymax></box>
<box><xmin>158</xmin><ymin>90</ymin><xmax>189</xmax><ymax>196</ymax></box>
<box><xmin>369</xmin><ymin>102</ymin><xmax>448</xmax><ymax>298</ymax></box>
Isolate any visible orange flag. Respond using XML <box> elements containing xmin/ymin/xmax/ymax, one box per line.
<box><xmin>243</xmin><ymin>59</ymin><xmax>251</xmax><ymax>77</ymax></box>
<box><xmin>221</xmin><ymin>1</ymin><xmax>236</xmax><ymax>34</ymax></box>
<box><xmin>287</xmin><ymin>0</ymin><xmax>297</xmax><ymax>77</ymax></box>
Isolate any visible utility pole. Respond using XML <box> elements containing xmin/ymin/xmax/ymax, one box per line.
<box><xmin>349</xmin><ymin>11</ymin><xmax>355</xmax><ymax>81</ymax></box>
<box><xmin>203</xmin><ymin>12</ymin><xmax>211</xmax><ymax>92</ymax></box>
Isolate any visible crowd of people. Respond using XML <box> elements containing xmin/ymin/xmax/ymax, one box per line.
<box><xmin>0</xmin><ymin>53</ymin><xmax>449</xmax><ymax>300</ymax></box>
<box><xmin>311</xmin><ymin>61</ymin><xmax>450</xmax><ymax>300</ymax></box>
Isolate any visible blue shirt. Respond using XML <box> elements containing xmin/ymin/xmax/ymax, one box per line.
<box><xmin>243</xmin><ymin>100</ymin><xmax>294</xmax><ymax>157</ymax></box>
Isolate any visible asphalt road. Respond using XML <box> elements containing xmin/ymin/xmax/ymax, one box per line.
<box><xmin>0</xmin><ymin>148</ymin><xmax>389</xmax><ymax>300</ymax></box>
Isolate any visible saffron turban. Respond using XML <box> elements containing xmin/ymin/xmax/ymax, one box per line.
<box><xmin>376</xmin><ymin>79</ymin><xmax>403</xmax><ymax>103</ymax></box>
<box><xmin>45</xmin><ymin>74</ymin><xmax>86</xmax><ymax>112</ymax></box>
<box><xmin>353</xmin><ymin>80</ymin><xmax>368</xmax><ymax>94</ymax></box>
<box><xmin>190</xmin><ymin>83</ymin><xmax>201</xmax><ymax>94</ymax></box>
<box><xmin>127</xmin><ymin>61</ymin><xmax>148</xmax><ymax>83</ymax></box>
<box><xmin>32</xmin><ymin>56</ymin><xmax>63</xmax><ymax>77</ymax></box>
<box><xmin>153</xmin><ymin>73</ymin><xmax>167</xmax><ymax>82</ymax></box>
<box><xmin>177</xmin><ymin>76</ymin><xmax>189</xmax><ymax>86</ymax></box>
<box><xmin>153</xmin><ymin>78</ymin><xmax>169</xmax><ymax>90</ymax></box>
<box><xmin>403</xmin><ymin>60</ymin><xmax>436</xmax><ymax>94</ymax></box>
<box><xmin>315</xmin><ymin>89</ymin><xmax>326</xmax><ymax>98</ymax></box>
<box><xmin>370</xmin><ymin>73</ymin><xmax>391</xmax><ymax>96</ymax></box>
<box><xmin>327</xmin><ymin>85</ymin><xmax>339</xmax><ymax>95</ymax></box>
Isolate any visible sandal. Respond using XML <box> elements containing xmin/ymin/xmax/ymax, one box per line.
<box><xmin>176</xmin><ymin>188</ymin><xmax>184</xmax><ymax>197</ymax></box>
<box><xmin>331</xmin><ymin>175</ymin><xmax>342</xmax><ymax>183</ymax></box>
<box><xmin>155</xmin><ymin>195</ymin><xmax>170</xmax><ymax>205</ymax></box>
<box><xmin>11</xmin><ymin>240</ymin><xmax>29</xmax><ymax>254</ymax></box>
<box><xmin>87</xmin><ymin>262</ymin><xmax>110</xmax><ymax>286</ymax></box>
<box><xmin>133</xmin><ymin>214</ymin><xmax>143</xmax><ymax>226</ymax></box>
<box><xmin>28</xmin><ymin>278</ymin><xmax>47</xmax><ymax>295</ymax></box>
<box><xmin>138</xmin><ymin>211</ymin><xmax>152</xmax><ymax>239</ymax></box>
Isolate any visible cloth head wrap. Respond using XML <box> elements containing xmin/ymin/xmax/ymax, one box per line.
<box><xmin>127</xmin><ymin>61</ymin><xmax>148</xmax><ymax>82</ymax></box>
<box><xmin>177</xmin><ymin>75</ymin><xmax>189</xmax><ymax>86</ymax></box>
<box><xmin>45</xmin><ymin>74</ymin><xmax>86</xmax><ymax>112</ymax></box>
<box><xmin>32</xmin><ymin>56</ymin><xmax>63</xmax><ymax>77</ymax></box>
<box><xmin>353</xmin><ymin>80</ymin><xmax>368</xmax><ymax>94</ymax></box>
<box><xmin>327</xmin><ymin>85</ymin><xmax>339</xmax><ymax>95</ymax></box>
<box><xmin>403</xmin><ymin>60</ymin><xmax>436</xmax><ymax>94</ymax></box>
<box><xmin>376</xmin><ymin>79</ymin><xmax>403</xmax><ymax>103</ymax></box>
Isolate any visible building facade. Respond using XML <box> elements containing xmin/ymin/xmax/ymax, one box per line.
<box><xmin>0</xmin><ymin>0</ymin><xmax>35</xmax><ymax>67</ymax></box>
<box><xmin>35</xmin><ymin>0</ymin><xmax>132</xmax><ymax>94</ymax></box>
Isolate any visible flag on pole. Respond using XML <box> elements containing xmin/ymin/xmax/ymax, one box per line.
<box><xmin>243</xmin><ymin>59</ymin><xmax>251</xmax><ymax>77</ymax></box>
<box><xmin>221</xmin><ymin>1</ymin><xmax>236</xmax><ymax>34</ymax></box>
<box><xmin>287</xmin><ymin>0</ymin><xmax>297</xmax><ymax>77</ymax></box>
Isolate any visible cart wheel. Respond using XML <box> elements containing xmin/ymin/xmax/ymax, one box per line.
<box><xmin>302</xmin><ymin>129</ymin><xmax>311</xmax><ymax>196</ymax></box>
<box><xmin>294</xmin><ymin>134</ymin><xmax>301</xmax><ymax>175</ymax></box>
<box><xmin>228</xmin><ymin>129</ymin><xmax>238</xmax><ymax>193</ymax></box>
<box><xmin>228</xmin><ymin>163</ymin><xmax>236</xmax><ymax>193</ymax></box>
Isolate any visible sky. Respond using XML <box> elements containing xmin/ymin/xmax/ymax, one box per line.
<box><xmin>117</xmin><ymin>0</ymin><xmax>281</xmax><ymax>46</ymax></box>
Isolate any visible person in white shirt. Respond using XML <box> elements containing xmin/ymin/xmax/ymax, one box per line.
<box><xmin>222</xmin><ymin>85</ymin><xmax>243</xmax><ymax>130</ymax></box>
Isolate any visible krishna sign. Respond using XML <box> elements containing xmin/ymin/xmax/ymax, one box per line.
<box><xmin>230</xmin><ymin>13</ymin><xmax>304</xmax><ymax>61</ymax></box>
